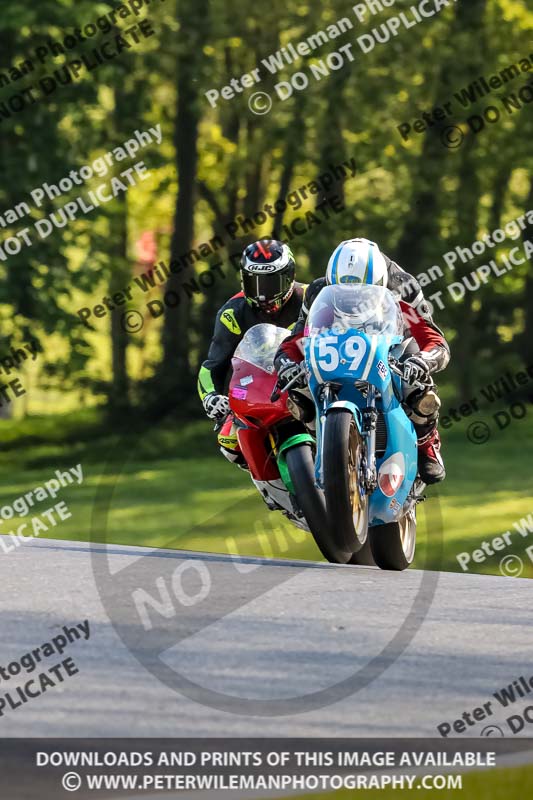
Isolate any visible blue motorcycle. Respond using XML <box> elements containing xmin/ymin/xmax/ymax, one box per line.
<box><xmin>303</xmin><ymin>284</ymin><xmax>428</xmax><ymax>570</ymax></box>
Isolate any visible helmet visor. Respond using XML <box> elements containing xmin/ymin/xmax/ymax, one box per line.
<box><xmin>242</xmin><ymin>270</ymin><xmax>293</xmax><ymax>309</ymax></box>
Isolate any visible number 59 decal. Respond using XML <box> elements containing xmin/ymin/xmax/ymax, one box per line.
<box><xmin>315</xmin><ymin>335</ymin><xmax>367</xmax><ymax>372</ymax></box>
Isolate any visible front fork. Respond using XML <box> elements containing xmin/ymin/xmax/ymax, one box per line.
<box><xmin>362</xmin><ymin>385</ymin><xmax>378</xmax><ymax>493</ymax></box>
<box><xmin>317</xmin><ymin>383</ymin><xmax>378</xmax><ymax>494</ymax></box>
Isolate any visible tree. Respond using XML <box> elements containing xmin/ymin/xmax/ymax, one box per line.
<box><xmin>155</xmin><ymin>0</ymin><xmax>210</xmax><ymax>413</ymax></box>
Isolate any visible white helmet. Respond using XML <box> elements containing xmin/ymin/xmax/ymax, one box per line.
<box><xmin>326</xmin><ymin>238</ymin><xmax>388</xmax><ymax>287</ymax></box>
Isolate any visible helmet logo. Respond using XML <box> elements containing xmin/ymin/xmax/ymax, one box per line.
<box><xmin>245</xmin><ymin>263</ymin><xmax>277</xmax><ymax>273</ymax></box>
<box><xmin>253</xmin><ymin>241</ymin><xmax>273</xmax><ymax>260</ymax></box>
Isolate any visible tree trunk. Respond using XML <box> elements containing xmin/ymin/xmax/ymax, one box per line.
<box><xmin>451</xmin><ymin>136</ymin><xmax>481</xmax><ymax>398</ymax></box>
<box><xmin>157</xmin><ymin>0</ymin><xmax>209</xmax><ymax>412</ymax></box>
<box><xmin>107</xmin><ymin>77</ymin><xmax>133</xmax><ymax>414</ymax></box>
<box><xmin>108</xmin><ymin>202</ymin><xmax>130</xmax><ymax>410</ymax></box>
<box><xmin>306</xmin><ymin>67</ymin><xmax>350</xmax><ymax>274</ymax></box>
<box><xmin>396</xmin><ymin>0</ymin><xmax>488</xmax><ymax>272</ymax></box>
<box><xmin>397</xmin><ymin>0</ymin><xmax>487</xmax><ymax>398</ymax></box>
<box><xmin>272</xmin><ymin>104</ymin><xmax>305</xmax><ymax>240</ymax></box>
<box><xmin>520</xmin><ymin>178</ymin><xmax>533</xmax><ymax>365</ymax></box>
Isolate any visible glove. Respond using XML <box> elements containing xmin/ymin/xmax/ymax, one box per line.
<box><xmin>277</xmin><ymin>358</ymin><xmax>307</xmax><ymax>391</ymax></box>
<box><xmin>202</xmin><ymin>392</ymin><xmax>230</xmax><ymax>421</ymax></box>
<box><xmin>402</xmin><ymin>355</ymin><xmax>432</xmax><ymax>386</ymax></box>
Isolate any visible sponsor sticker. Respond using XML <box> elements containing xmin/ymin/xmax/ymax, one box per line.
<box><xmin>220</xmin><ymin>309</ymin><xmax>241</xmax><ymax>335</ymax></box>
<box><xmin>377</xmin><ymin>359</ymin><xmax>388</xmax><ymax>379</ymax></box>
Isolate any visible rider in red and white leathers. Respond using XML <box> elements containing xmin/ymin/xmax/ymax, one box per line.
<box><xmin>273</xmin><ymin>238</ymin><xmax>450</xmax><ymax>484</ymax></box>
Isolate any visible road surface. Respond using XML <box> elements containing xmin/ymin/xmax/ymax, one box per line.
<box><xmin>1</xmin><ymin>536</ymin><xmax>532</xmax><ymax>737</ymax></box>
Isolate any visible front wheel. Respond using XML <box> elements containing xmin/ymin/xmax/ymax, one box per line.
<box><xmin>323</xmin><ymin>409</ymin><xmax>368</xmax><ymax>554</ymax></box>
<box><xmin>285</xmin><ymin>445</ymin><xmax>354</xmax><ymax>564</ymax></box>
<box><xmin>348</xmin><ymin>537</ymin><xmax>376</xmax><ymax>567</ymax></box>
<box><xmin>369</xmin><ymin>507</ymin><xmax>417</xmax><ymax>571</ymax></box>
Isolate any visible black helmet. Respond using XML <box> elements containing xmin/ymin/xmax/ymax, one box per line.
<box><xmin>240</xmin><ymin>239</ymin><xmax>295</xmax><ymax>314</ymax></box>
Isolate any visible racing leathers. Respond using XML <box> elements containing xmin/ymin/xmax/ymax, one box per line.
<box><xmin>198</xmin><ymin>283</ymin><xmax>307</xmax><ymax>460</ymax></box>
<box><xmin>273</xmin><ymin>255</ymin><xmax>450</xmax><ymax>483</ymax></box>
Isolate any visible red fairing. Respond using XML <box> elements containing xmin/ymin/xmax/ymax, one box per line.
<box><xmin>229</xmin><ymin>356</ymin><xmax>292</xmax><ymax>481</ymax></box>
<box><xmin>400</xmin><ymin>301</ymin><xmax>446</xmax><ymax>353</ymax></box>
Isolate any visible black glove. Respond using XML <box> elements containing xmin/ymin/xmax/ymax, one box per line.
<box><xmin>402</xmin><ymin>354</ymin><xmax>432</xmax><ymax>386</ymax></box>
<box><xmin>277</xmin><ymin>358</ymin><xmax>307</xmax><ymax>391</ymax></box>
<box><xmin>202</xmin><ymin>392</ymin><xmax>230</xmax><ymax>421</ymax></box>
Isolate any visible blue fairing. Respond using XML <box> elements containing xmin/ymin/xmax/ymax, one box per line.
<box><xmin>305</xmin><ymin>328</ymin><xmax>418</xmax><ymax>526</ymax></box>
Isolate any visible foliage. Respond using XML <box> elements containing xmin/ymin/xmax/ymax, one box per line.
<box><xmin>0</xmin><ymin>0</ymin><xmax>531</xmax><ymax>413</ymax></box>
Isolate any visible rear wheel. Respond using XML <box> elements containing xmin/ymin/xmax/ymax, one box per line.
<box><xmin>369</xmin><ymin>507</ymin><xmax>417</xmax><ymax>571</ymax></box>
<box><xmin>285</xmin><ymin>445</ymin><xmax>354</xmax><ymax>564</ymax></box>
<box><xmin>323</xmin><ymin>409</ymin><xmax>368</xmax><ymax>554</ymax></box>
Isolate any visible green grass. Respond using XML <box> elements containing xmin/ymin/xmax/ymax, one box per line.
<box><xmin>0</xmin><ymin>407</ymin><xmax>532</xmax><ymax>578</ymax></box>
<box><xmin>290</xmin><ymin>763</ymin><xmax>533</xmax><ymax>800</ymax></box>
<box><xmin>428</xmin><ymin>407</ymin><xmax>533</xmax><ymax>577</ymax></box>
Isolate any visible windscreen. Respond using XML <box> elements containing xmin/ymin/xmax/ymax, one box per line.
<box><xmin>232</xmin><ymin>324</ymin><xmax>291</xmax><ymax>373</ymax></box>
<box><xmin>307</xmin><ymin>284</ymin><xmax>403</xmax><ymax>336</ymax></box>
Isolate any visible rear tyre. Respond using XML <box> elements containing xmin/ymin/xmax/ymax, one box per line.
<box><xmin>369</xmin><ymin>507</ymin><xmax>417</xmax><ymax>571</ymax></box>
<box><xmin>323</xmin><ymin>409</ymin><xmax>368</xmax><ymax>554</ymax></box>
<box><xmin>285</xmin><ymin>445</ymin><xmax>353</xmax><ymax>564</ymax></box>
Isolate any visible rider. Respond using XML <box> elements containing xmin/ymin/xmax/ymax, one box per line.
<box><xmin>273</xmin><ymin>238</ymin><xmax>450</xmax><ymax>484</ymax></box>
<box><xmin>198</xmin><ymin>239</ymin><xmax>306</xmax><ymax>463</ymax></box>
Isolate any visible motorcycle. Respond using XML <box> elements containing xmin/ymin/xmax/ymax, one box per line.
<box><xmin>228</xmin><ymin>323</ymin><xmax>331</xmax><ymax>551</ymax></box>
<box><xmin>304</xmin><ymin>283</ymin><xmax>429</xmax><ymax>570</ymax></box>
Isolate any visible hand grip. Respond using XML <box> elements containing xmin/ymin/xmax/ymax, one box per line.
<box><xmin>270</xmin><ymin>385</ymin><xmax>281</xmax><ymax>403</ymax></box>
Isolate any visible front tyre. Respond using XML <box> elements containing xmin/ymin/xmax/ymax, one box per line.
<box><xmin>323</xmin><ymin>409</ymin><xmax>368</xmax><ymax>554</ymax></box>
<box><xmin>285</xmin><ymin>445</ymin><xmax>353</xmax><ymax>564</ymax></box>
<box><xmin>348</xmin><ymin>537</ymin><xmax>376</xmax><ymax>567</ymax></box>
<box><xmin>369</xmin><ymin>507</ymin><xmax>417</xmax><ymax>571</ymax></box>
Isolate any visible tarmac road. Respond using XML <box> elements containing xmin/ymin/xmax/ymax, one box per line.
<box><xmin>1</xmin><ymin>536</ymin><xmax>532</xmax><ymax>738</ymax></box>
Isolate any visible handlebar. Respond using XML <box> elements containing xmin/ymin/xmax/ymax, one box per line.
<box><xmin>213</xmin><ymin>413</ymin><xmax>230</xmax><ymax>432</ymax></box>
<box><xmin>271</xmin><ymin>358</ymin><xmax>431</xmax><ymax>401</ymax></box>
<box><xmin>270</xmin><ymin>370</ymin><xmax>306</xmax><ymax>403</ymax></box>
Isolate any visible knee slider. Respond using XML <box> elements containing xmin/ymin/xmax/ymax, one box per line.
<box><xmin>406</xmin><ymin>388</ymin><xmax>441</xmax><ymax>425</ymax></box>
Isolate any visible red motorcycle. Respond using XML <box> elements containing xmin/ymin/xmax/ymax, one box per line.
<box><xmin>228</xmin><ymin>323</ymin><xmax>332</xmax><ymax>553</ymax></box>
